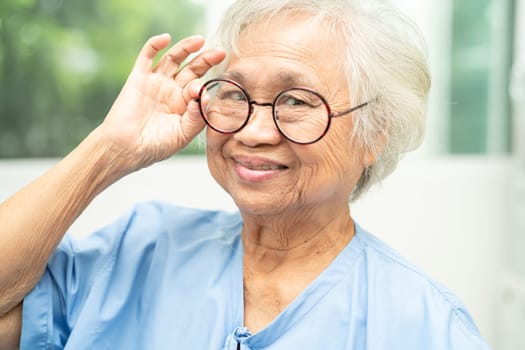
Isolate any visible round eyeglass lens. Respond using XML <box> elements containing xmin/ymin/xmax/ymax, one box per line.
<box><xmin>274</xmin><ymin>89</ymin><xmax>330</xmax><ymax>144</ymax></box>
<box><xmin>200</xmin><ymin>80</ymin><xmax>250</xmax><ymax>133</ymax></box>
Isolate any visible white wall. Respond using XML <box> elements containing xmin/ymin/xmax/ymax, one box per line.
<box><xmin>499</xmin><ymin>1</ymin><xmax>525</xmax><ymax>349</ymax></box>
<box><xmin>0</xmin><ymin>156</ymin><xmax>511</xmax><ymax>348</ymax></box>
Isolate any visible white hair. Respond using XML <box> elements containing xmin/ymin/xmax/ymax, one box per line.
<box><xmin>210</xmin><ymin>0</ymin><xmax>431</xmax><ymax>201</ymax></box>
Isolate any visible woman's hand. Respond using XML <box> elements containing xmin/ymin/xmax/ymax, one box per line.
<box><xmin>99</xmin><ymin>33</ymin><xmax>225</xmax><ymax>172</ymax></box>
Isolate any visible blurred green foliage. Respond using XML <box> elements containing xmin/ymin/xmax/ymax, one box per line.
<box><xmin>0</xmin><ymin>0</ymin><xmax>205</xmax><ymax>157</ymax></box>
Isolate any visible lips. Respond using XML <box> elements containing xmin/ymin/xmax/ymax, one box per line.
<box><xmin>232</xmin><ymin>155</ymin><xmax>289</xmax><ymax>182</ymax></box>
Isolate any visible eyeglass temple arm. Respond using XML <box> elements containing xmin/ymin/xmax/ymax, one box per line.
<box><xmin>330</xmin><ymin>100</ymin><xmax>371</xmax><ymax>118</ymax></box>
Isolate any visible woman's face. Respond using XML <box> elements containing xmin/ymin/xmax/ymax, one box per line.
<box><xmin>206</xmin><ymin>13</ymin><xmax>373</xmax><ymax>218</ymax></box>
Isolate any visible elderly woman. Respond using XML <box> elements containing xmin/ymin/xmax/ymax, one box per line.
<box><xmin>0</xmin><ymin>0</ymin><xmax>491</xmax><ymax>349</ymax></box>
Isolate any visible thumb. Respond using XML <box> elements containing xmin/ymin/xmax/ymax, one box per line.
<box><xmin>178</xmin><ymin>79</ymin><xmax>206</xmax><ymax>143</ymax></box>
<box><xmin>179</xmin><ymin>99</ymin><xmax>206</xmax><ymax>143</ymax></box>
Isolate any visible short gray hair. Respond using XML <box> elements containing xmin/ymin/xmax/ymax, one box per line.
<box><xmin>210</xmin><ymin>0</ymin><xmax>431</xmax><ymax>201</ymax></box>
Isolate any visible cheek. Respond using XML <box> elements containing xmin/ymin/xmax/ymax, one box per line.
<box><xmin>205</xmin><ymin>131</ymin><xmax>229</xmax><ymax>184</ymax></box>
<box><xmin>205</xmin><ymin>129</ymin><xmax>227</xmax><ymax>150</ymax></box>
<box><xmin>297</xmin><ymin>124</ymin><xmax>364</xmax><ymax>192</ymax></box>
<box><xmin>317</xmin><ymin>131</ymin><xmax>355</xmax><ymax>179</ymax></box>
<box><xmin>290</xmin><ymin>147</ymin><xmax>343</xmax><ymax>198</ymax></box>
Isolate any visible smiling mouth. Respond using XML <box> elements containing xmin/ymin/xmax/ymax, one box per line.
<box><xmin>233</xmin><ymin>159</ymin><xmax>288</xmax><ymax>171</ymax></box>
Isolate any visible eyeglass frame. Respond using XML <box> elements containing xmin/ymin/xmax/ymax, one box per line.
<box><xmin>195</xmin><ymin>78</ymin><xmax>371</xmax><ymax>145</ymax></box>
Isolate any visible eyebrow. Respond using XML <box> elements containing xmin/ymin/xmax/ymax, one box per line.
<box><xmin>219</xmin><ymin>70</ymin><xmax>316</xmax><ymax>89</ymax></box>
<box><xmin>277</xmin><ymin>71</ymin><xmax>314</xmax><ymax>87</ymax></box>
<box><xmin>220</xmin><ymin>71</ymin><xmax>247</xmax><ymax>86</ymax></box>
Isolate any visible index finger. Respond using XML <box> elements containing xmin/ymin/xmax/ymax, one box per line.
<box><xmin>133</xmin><ymin>33</ymin><xmax>172</xmax><ymax>71</ymax></box>
<box><xmin>173</xmin><ymin>48</ymin><xmax>226</xmax><ymax>85</ymax></box>
<box><xmin>154</xmin><ymin>35</ymin><xmax>206</xmax><ymax>76</ymax></box>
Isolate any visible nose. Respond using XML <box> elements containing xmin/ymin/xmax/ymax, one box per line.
<box><xmin>233</xmin><ymin>101</ymin><xmax>282</xmax><ymax>147</ymax></box>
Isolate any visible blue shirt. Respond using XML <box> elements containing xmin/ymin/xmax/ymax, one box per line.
<box><xmin>20</xmin><ymin>202</ymin><xmax>492</xmax><ymax>349</ymax></box>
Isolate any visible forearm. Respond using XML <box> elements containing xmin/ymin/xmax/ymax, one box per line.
<box><xmin>0</xmin><ymin>127</ymin><xmax>129</xmax><ymax>315</ymax></box>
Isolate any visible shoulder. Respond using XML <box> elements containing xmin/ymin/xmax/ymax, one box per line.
<box><xmin>109</xmin><ymin>200</ymin><xmax>241</xmax><ymax>237</ymax></box>
<box><xmin>353</xmin><ymin>224</ymin><xmax>491</xmax><ymax>349</ymax></box>
<box><xmin>60</xmin><ymin>201</ymin><xmax>241</xmax><ymax>254</ymax></box>
<box><xmin>50</xmin><ymin>201</ymin><xmax>242</xmax><ymax>291</ymax></box>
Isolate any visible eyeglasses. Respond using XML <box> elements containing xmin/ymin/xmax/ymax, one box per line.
<box><xmin>196</xmin><ymin>78</ymin><xmax>370</xmax><ymax>145</ymax></box>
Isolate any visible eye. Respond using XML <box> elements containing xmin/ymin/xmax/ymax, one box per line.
<box><xmin>279</xmin><ymin>94</ymin><xmax>308</xmax><ymax>106</ymax></box>
<box><xmin>277</xmin><ymin>90</ymin><xmax>321</xmax><ymax>108</ymax></box>
<box><xmin>218</xmin><ymin>89</ymin><xmax>247</xmax><ymax>102</ymax></box>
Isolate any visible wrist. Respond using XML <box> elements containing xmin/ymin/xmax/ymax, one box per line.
<box><xmin>74</xmin><ymin>127</ymin><xmax>138</xmax><ymax>195</ymax></box>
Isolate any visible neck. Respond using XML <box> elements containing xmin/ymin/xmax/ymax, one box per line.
<box><xmin>241</xmin><ymin>204</ymin><xmax>355</xmax><ymax>271</ymax></box>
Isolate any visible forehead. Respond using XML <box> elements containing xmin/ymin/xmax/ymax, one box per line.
<box><xmin>226</xmin><ymin>12</ymin><xmax>347</xmax><ymax>91</ymax></box>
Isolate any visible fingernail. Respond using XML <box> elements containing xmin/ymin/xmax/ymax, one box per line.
<box><xmin>188</xmin><ymin>34</ymin><xmax>204</xmax><ymax>40</ymax></box>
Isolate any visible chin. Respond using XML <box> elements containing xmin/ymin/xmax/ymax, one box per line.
<box><xmin>230</xmin><ymin>191</ymin><xmax>293</xmax><ymax>217</ymax></box>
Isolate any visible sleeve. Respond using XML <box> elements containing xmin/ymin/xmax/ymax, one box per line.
<box><xmin>446</xmin><ymin>300</ymin><xmax>494</xmax><ymax>350</ymax></box>
<box><xmin>19</xmin><ymin>205</ymin><xmax>140</xmax><ymax>349</ymax></box>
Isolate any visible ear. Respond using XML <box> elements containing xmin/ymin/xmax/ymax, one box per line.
<box><xmin>363</xmin><ymin>132</ymin><xmax>387</xmax><ymax>167</ymax></box>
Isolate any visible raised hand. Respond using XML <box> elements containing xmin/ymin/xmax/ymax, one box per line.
<box><xmin>99</xmin><ymin>33</ymin><xmax>225</xmax><ymax>172</ymax></box>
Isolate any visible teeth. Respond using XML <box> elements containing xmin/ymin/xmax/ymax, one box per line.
<box><xmin>235</xmin><ymin>160</ymin><xmax>285</xmax><ymax>171</ymax></box>
<box><xmin>250</xmin><ymin>164</ymin><xmax>281</xmax><ymax>171</ymax></box>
